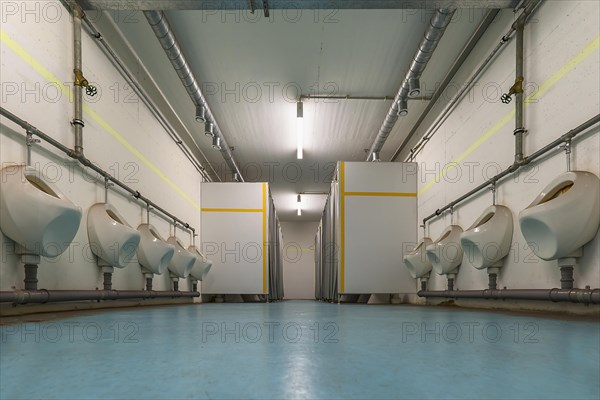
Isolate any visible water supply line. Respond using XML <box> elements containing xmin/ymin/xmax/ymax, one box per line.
<box><xmin>400</xmin><ymin>0</ymin><xmax>542</xmax><ymax>162</ymax></box>
<box><xmin>366</xmin><ymin>7</ymin><xmax>456</xmax><ymax>161</ymax></box>
<box><xmin>61</xmin><ymin>0</ymin><xmax>217</xmax><ymax>182</ymax></box>
<box><xmin>422</xmin><ymin>113</ymin><xmax>600</xmax><ymax>225</ymax></box>
<box><xmin>143</xmin><ymin>10</ymin><xmax>244</xmax><ymax>181</ymax></box>
<box><xmin>512</xmin><ymin>15</ymin><xmax>526</xmax><ymax>164</ymax></box>
<box><xmin>71</xmin><ymin>1</ymin><xmax>85</xmax><ymax>157</ymax></box>
<box><xmin>0</xmin><ymin>106</ymin><xmax>197</xmax><ymax>235</ymax></box>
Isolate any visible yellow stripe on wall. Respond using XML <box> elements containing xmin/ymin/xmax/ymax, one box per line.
<box><xmin>417</xmin><ymin>34</ymin><xmax>600</xmax><ymax>196</ymax></box>
<box><xmin>262</xmin><ymin>183</ymin><xmax>267</xmax><ymax>294</ymax></box>
<box><xmin>1</xmin><ymin>29</ymin><xmax>200</xmax><ymax>211</ymax></box>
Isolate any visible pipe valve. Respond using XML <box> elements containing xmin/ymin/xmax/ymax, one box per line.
<box><xmin>74</xmin><ymin>68</ymin><xmax>98</xmax><ymax>97</ymax></box>
<box><xmin>501</xmin><ymin>76</ymin><xmax>524</xmax><ymax>104</ymax></box>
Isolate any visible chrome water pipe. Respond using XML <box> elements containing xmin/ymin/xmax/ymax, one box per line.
<box><xmin>0</xmin><ymin>106</ymin><xmax>198</xmax><ymax>235</ymax></box>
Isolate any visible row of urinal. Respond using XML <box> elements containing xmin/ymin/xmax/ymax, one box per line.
<box><xmin>0</xmin><ymin>165</ymin><xmax>211</xmax><ymax>286</ymax></box>
<box><xmin>404</xmin><ymin>171</ymin><xmax>600</xmax><ymax>286</ymax></box>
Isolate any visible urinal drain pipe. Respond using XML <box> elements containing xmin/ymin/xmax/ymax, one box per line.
<box><xmin>421</xmin><ymin>280</ymin><xmax>427</xmax><ymax>291</ymax></box>
<box><xmin>103</xmin><ymin>272</ymin><xmax>112</xmax><ymax>291</ymax></box>
<box><xmin>173</xmin><ymin>281</ymin><xmax>179</xmax><ymax>291</ymax></box>
<box><xmin>447</xmin><ymin>278</ymin><xmax>454</xmax><ymax>291</ymax></box>
<box><xmin>24</xmin><ymin>264</ymin><xmax>38</xmax><ymax>291</ymax></box>
<box><xmin>417</xmin><ymin>288</ymin><xmax>600</xmax><ymax>304</ymax></box>
<box><xmin>146</xmin><ymin>278</ymin><xmax>153</xmax><ymax>291</ymax></box>
<box><xmin>560</xmin><ymin>266</ymin><xmax>574</xmax><ymax>290</ymax></box>
<box><xmin>0</xmin><ymin>290</ymin><xmax>200</xmax><ymax>304</ymax></box>
<box><xmin>192</xmin><ymin>282</ymin><xmax>198</xmax><ymax>292</ymax></box>
<box><xmin>488</xmin><ymin>274</ymin><xmax>498</xmax><ymax>290</ymax></box>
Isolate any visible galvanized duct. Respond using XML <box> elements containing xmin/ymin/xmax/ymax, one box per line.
<box><xmin>366</xmin><ymin>8</ymin><xmax>455</xmax><ymax>161</ymax></box>
<box><xmin>144</xmin><ymin>11</ymin><xmax>244</xmax><ymax>181</ymax></box>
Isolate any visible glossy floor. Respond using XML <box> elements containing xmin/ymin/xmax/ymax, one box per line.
<box><xmin>1</xmin><ymin>301</ymin><xmax>598</xmax><ymax>399</ymax></box>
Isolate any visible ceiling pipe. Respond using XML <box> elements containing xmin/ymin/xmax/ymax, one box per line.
<box><xmin>391</xmin><ymin>8</ymin><xmax>500</xmax><ymax>161</ymax></box>
<box><xmin>78</xmin><ymin>1</ymin><xmax>518</xmax><ymax>10</ymax></box>
<box><xmin>58</xmin><ymin>1</ymin><xmax>216</xmax><ymax>181</ymax></box>
<box><xmin>144</xmin><ymin>11</ymin><xmax>244</xmax><ymax>182</ymax></box>
<box><xmin>366</xmin><ymin>8</ymin><xmax>456</xmax><ymax>161</ymax></box>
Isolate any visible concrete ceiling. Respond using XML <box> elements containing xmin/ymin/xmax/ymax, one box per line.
<box><xmin>114</xmin><ymin>8</ymin><xmax>489</xmax><ymax>221</ymax></box>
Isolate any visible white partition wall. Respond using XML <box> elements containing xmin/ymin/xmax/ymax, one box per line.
<box><xmin>337</xmin><ymin>162</ymin><xmax>418</xmax><ymax>295</ymax></box>
<box><xmin>201</xmin><ymin>182</ymin><xmax>279</xmax><ymax>295</ymax></box>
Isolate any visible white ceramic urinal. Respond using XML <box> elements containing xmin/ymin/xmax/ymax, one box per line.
<box><xmin>519</xmin><ymin>171</ymin><xmax>600</xmax><ymax>262</ymax></box>
<box><xmin>0</xmin><ymin>165</ymin><xmax>82</xmax><ymax>261</ymax></box>
<box><xmin>460</xmin><ymin>205</ymin><xmax>513</xmax><ymax>274</ymax></box>
<box><xmin>166</xmin><ymin>236</ymin><xmax>196</xmax><ymax>278</ymax></box>
<box><xmin>188</xmin><ymin>245</ymin><xmax>213</xmax><ymax>281</ymax></box>
<box><xmin>403</xmin><ymin>237</ymin><xmax>433</xmax><ymax>279</ymax></box>
<box><xmin>87</xmin><ymin>203</ymin><xmax>140</xmax><ymax>268</ymax></box>
<box><xmin>136</xmin><ymin>224</ymin><xmax>174</xmax><ymax>275</ymax></box>
<box><xmin>426</xmin><ymin>225</ymin><xmax>464</xmax><ymax>278</ymax></box>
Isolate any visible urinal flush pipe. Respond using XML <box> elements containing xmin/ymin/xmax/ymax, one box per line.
<box><xmin>25</xmin><ymin>131</ymin><xmax>40</xmax><ymax>166</ymax></box>
<box><xmin>562</xmin><ymin>138</ymin><xmax>572</xmax><ymax>171</ymax></box>
<box><xmin>104</xmin><ymin>177</ymin><xmax>113</xmax><ymax>203</ymax></box>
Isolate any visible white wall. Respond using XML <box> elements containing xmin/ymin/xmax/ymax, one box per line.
<box><xmin>399</xmin><ymin>1</ymin><xmax>600</xmax><ymax>296</ymax></box>
<box><xmin>0</xmin><ymin>2</ymin><xmax>203</xmax><ymax>293</ymax></box>
<box><xmin>282</xmin><ymin>221</ymin><xmax>318</xmax><ymax>299</ymax></box>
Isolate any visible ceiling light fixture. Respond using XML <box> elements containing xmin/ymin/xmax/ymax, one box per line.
<box><xmin>408</xmin><ymin>78</ymin><xmax>421</xmax><ymax>98</ymax></box>
<box><xmin>195</xmin><ymin>105</ymin><xmax>206</xmax><ymax>122</ymax></box>
<box><xmin>212</xmin><ymin>135</ymin><xmax>221</xmax><ymax>150</ymax></box>
<box><xmin>397</xmin><ymin>99</ymin><xmax>408</xmax><ymax>117</ymax></box>
<box><xmin>297</xmin><ymin>194</ymin><xmax>302</xmax><ymax>216</ymax></box>
<box><xmin>205</xmin><ymin>121</ymin><xmax>214</xmax><ymax>137</ymax></box>
<box><xmin>296</xmin><ymin>100</ymin><xmax>303</xmax><ymax>159</ymax></box>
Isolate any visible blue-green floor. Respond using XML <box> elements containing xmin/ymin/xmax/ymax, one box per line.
<box><xmin>1</xmin><ymin>301</ymin><xmax>599</xmax><ymax>399</ymax></box>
